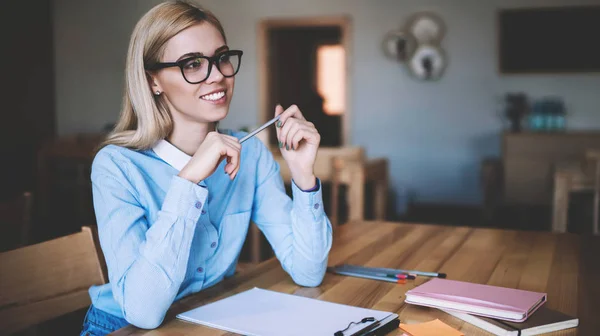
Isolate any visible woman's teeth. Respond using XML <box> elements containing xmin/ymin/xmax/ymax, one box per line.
<box><xmin>201</xmin><ymin>91</ymin><xmax>225</xmax><ymax>101</ymax></box>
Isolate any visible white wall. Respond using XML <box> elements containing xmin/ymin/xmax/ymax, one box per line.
<box><xmin>54</xmin><ymin>0</ymin><xmax>600</xmax><ymax>213</ymax></box>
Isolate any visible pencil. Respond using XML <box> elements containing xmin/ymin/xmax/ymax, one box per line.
<box><xmin>335</xmin><ymin>266</ymin><xmax>415</xmax><ymax>280</ymax></box>
<box><xmin>341</xmin><ymin>264</ymin><xmax>447</xmax><ymax>278</ymax></box>
<box><xmin>239</xmin><ymin>114</ymin><xmax>281</xmax><ymax>144</ymax></box>
<box><xmin>328</xmin><ymin>267</ymin><xmax>407</xmax><ymax>284</ymax></box>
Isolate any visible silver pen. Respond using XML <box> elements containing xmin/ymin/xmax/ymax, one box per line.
<box><xmin>239</xmin><ymin>114</ymin><xmax>281</xmax><ymax>144</ymax></box>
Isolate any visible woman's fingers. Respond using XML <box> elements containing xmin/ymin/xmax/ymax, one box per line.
<box><xmin>274</xmin><ymin>104</ymin><xmax>285</xmax><ymax>118</ymax></box>
<box><xmin>222</xmin><ymin>135</ymin><xmax>242</xmax><ymax>151</ymax></box>
<box><xmin>277</xmin><ymin>105</ymin><xmax>306</xmax><ymax>129</ymax></box>
<box><xmin>279</xmin><ymin>118</ymin><xmax>317</xmax><ymax>150</ymax></box>
<box><xmin>224</xmin><ymin>145</ymin><xmax>240</xmax><ymax>179</ymax></box>
<box><xmin>218</xmin><ymin>137</ymin><xmax>241</xmax><ymax>179</ymax></box>
<box><xmin>291</xmin><ymin>126</ymin><xmax>319</xmax><ymax>150</ymax></box>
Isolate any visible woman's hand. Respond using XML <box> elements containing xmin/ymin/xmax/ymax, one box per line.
<box><xmin>275</xmin><ymin>104</ymin><xmax>321</xmax><ymax>190</ymax></box>
<box><xmin>178</xmin><ymin>131</ymin><xmax>241</xmax><ymax>183</ymax></box>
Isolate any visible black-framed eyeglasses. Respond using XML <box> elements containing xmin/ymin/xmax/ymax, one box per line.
<box><xmin>145</xmin><ymin>50</ymin><xmax>243</xmax><ymax>84</ymax></box>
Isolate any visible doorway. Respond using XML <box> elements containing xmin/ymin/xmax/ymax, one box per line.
<box><xmin>258</xmin><ymin>17</ymin><xmax>351</xmax><ymax>147</ymax></box>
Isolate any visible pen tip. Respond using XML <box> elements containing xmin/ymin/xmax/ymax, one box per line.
<box><xmin>438</xmin><ymin>273</ymin><xmax>447</xmax><ymax>278</ymax></box>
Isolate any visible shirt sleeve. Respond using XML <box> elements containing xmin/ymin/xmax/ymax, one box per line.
<box><xmin>91</xmin><ymin>149</ymin><xmax>207</xmax><ymax>329</ymax></box>
<box><xmin>250</xmin><ymin>140</ymin><xmax>333</xmax><ymax>287</ymax></box>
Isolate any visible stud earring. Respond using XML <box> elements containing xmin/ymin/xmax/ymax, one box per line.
<box><xmin>155</xmin><ymin>90</ymin><xmax>161</xmax><ymax>95</ymax></box>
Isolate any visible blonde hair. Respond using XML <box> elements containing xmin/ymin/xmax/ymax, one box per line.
<box><xmin>102</xmin><ymin>0</ymin><xmax>226</xmax><ymax>150</ymax></box>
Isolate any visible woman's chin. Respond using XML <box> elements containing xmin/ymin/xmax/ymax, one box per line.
<box><xmin>197</xmin><ymin>105</ymin><xmax>229</xmax><ymax>123</ymax></box>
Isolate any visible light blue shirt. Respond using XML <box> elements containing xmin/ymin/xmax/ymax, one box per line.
<box><xmin>88</xmin><ymin>130</ymin><xmax>333</xmax><ymax>329</ymax></box>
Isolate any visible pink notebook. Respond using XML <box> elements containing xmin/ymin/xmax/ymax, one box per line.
<box><xmin>405</xmin><ymin>279</ymin><xmax>546</xmax><ymax>322</ymax></box>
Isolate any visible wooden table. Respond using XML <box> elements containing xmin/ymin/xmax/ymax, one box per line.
<box><xmin>111</xmin><ymin>221</ymin><xmax>600</xmax><ymax>335</ymax></box>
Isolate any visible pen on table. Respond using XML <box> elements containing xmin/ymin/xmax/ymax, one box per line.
<box><xmin>239</xmin><ymin>114</ymin><xmax>281</xmax><ymax>144</ymax></box>
<box><xmin>334</xmin><ymin>266</ymin><xmax>415</xmax><ymax>280</ymax></box>
<box><xmin>341</xmin><ymin>264</ymin><xmax>447</xmax><ymax>278</ymax></box>
<box><xmin>328</xmin><ymin>267</ymin><xmax>407</xmax><ymax>284</ymax></box>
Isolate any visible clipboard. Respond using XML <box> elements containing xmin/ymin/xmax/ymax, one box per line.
<box><xmin>177</xmin><ymin>287</ymin><xmax>399</xmax><ymax>336</ymax></box>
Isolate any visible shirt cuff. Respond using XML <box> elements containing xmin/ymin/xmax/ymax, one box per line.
<box><xmin>161</xmin><ymin>175</ymin><xmax>208</xmax><ymax>221</ymax></box>
<box><xmin>291</xmin><ymin>178</ymin><xmax>325</xmax><ymax>221</ymax></box>
<box><xmin>296</xmin><ymin>178</ymin><xmax>320</xmax><ymax>193</ymax></box>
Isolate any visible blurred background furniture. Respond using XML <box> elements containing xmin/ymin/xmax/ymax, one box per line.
<box><xmin>591</xmin><ymin>149</ymin><xmax>600</xmax><ymax>235</ymax></box>
<box><xmin>480</xmin><ymin>132</ymin><xmax>600</xmax><ymax>232</ymax></box>
<box><xmin>36</xmin><ymin>134</ymin><xmax>103</xmax><ymax>240</ymax></box>
<box><xmin>330</xmin><ymin>155</ymin><xmax>388</xmax><ymax>228</ymax></box>
<box><xmin>0</xmin><ymin>191</ymin><xmax>33</xmax><ymax>252</ymax></box>
<box><xmin>551</xmin><ymin>158</ymin><xmax>594</xmax><ymax>233</ymax></box>
<box><xmin>0</xmin><ymin>226</ymin><xmax>107</xmax><ymax>334</ymax></box>
<box><xmin>551</xmin><ymin>148</ymin><xmax>600</xmax><ymax>234</ymax></box>
<box><xmin>271</xmin><ymin>146</ymin><xmax>389</xmax><ymax>226</ymax></box>
<box><xmin>503</xmin><ymin>132</ymin><xmax>600</xmax><ymax>206</ymax></box>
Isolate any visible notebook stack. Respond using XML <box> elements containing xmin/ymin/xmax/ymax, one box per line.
<box><xmin>404</xmin><ymin>278</ymin><xmax>578</xmax><ymax>335</ymax></box>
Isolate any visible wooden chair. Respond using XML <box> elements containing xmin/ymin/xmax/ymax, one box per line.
<box><xmin>0</xmin><ymin>191</ymin><xmax>34</xmax><ymax>252</ymax></box>
<box><xmin>0</xmin><ymin>226</ymin><xmax>108</xmax><ymax>334</ymax></box>
<box><xmin>330</xmin><ymin>153</ymin><xmax>389</xmax><ymax>228</ymax></box>
<box><xmin>551</xmin><ymin>150</ymin><xmax>599</xmax><ymax>234</ymax></box>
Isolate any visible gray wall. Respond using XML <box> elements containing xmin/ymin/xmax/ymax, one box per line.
<box><xmin>54</xmin><ymin>0</ymin><xmax>600</xmax><ymax>213</ymax></box>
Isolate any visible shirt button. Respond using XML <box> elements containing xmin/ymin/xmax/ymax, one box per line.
<box><xmin>201</xmin><ymin>209</ymin><xmax>206</xmax><ymax>215</ymax></box>
<box><xmin>197</xmin><ymin>267</ymin><xmax>203</xmax><ymax>273</ymax></box>
<box><xmin>195</xmin><ymin>201</ymin><xmax>202</xmax><ymax>209</ymax></box>
<box><xmin>210</xmin><ymin>242</ymin><xmax>217</xmax><ymax>248</ymax></box>
<box><xmin>314</xmin><ymin>203</ymin><xmax>320</xmax><ymax>210</ymax></box>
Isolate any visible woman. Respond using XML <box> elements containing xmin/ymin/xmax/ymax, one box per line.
<box><xmin>80</xmin><ymin>1</ymin><xmax>332</xmax><ymax>334</ymax></box>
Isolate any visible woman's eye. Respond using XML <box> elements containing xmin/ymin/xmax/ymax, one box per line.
<box><xmin>219</xmin><ymin>54</ymin><xmax>231</xmax><ymax>63</ymax></box>
<box><xmin>184</xmin><ymin>58</ymin><xmax>203</xmax><ymax>69</ymax></box>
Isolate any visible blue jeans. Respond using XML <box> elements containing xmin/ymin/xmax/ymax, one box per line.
<box><xmin>80</xmin><ymin>305</ymin><xmax>129</xmax><ymax>336</ymax></box>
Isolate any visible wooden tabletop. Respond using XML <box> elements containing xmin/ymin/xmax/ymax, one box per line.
<box><xmin>111</xmin><ymin>221</ymin><xmax>600</xmax><ymax>335</ymax></box>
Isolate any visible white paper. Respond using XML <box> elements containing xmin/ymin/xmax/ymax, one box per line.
<box><xmin>177</xmin><ymin>287</ymin><xmax>395</xmax><ymax>336</ymax></box>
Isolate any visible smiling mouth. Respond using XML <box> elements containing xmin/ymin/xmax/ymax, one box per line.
<box><xmin>200</xmin><ymin>90</ymin><xmax>226</xmax><ymax>101</ymax></box>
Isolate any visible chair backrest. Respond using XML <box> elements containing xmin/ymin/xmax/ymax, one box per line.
<box><xmin>320</xmin><ymin>147</ymin><xmax>366</xmax><ymax>228</ymax></box>
<box><xmin>0</xmin><ymin>191</ymin><xmax>33</xmax><ymax>252</ymax></box>
<box><xmin>315</xmin><ymin>146</ymin><xmax>365</xmax><ymax>178</ymax></box>
<box><xmin>0</xmin><ymin>226</ymin><xmax>107</xmax><ymax>334</ymax></box>
<box><xmin>271</xmin><ymin>146</ymin><xmax>365</xmax><ymax>183</ymax></box>
<box><xmin>585</xmin><ymin>149</ymin><xmax>600</xmax><ymax>173</ymax></box>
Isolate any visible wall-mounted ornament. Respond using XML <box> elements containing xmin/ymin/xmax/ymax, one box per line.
<box><xmin>383</xmin><ymin>11</ymin><xmax>448</xmax><ymax>81</ymax></box>
<box><xmin>409</xmin><ymin>44</ymin><xmax>446</xmax><ymax>80</ymax></box>
<box><xmin>406</xmin><ymin>12</ymin><xmax>446</xmax><ymax>44</ymax></box>
<box><xmin>382</xmin><ymin>30</ymin><xmax>417</xmax><ymax>63</ymax></box>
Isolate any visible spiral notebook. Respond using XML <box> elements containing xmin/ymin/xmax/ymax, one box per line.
<box><xmin>177</xmin><ymin>287</ymin><xmax>399</xmax><ymax>336</ymax></box>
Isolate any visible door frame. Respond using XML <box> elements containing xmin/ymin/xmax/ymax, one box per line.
<box><xmin>257</xmin><ymin>16</ymin><xmax>352</xmax><ymax>146</ymax></box>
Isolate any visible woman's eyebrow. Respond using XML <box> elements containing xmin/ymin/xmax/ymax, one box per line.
<box><xmin>176</xmin><ymin>46</ymin><xmax>229</xmax><ymax>61</ymax></box>
<box><xmin>176</xmin><ymin>52</ymin><xmax>202</xmax><ymax>61</ymax></box>
<box><xmin>214</xmin><ymin>45</ymin><xmax>229</xmax><ymax>54</ymax></box>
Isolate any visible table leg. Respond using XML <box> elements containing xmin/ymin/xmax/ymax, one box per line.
<box><xmin>552</xmin><ymin>173</ymin><xmax>570</xmax><ymax>233</ymax></box>
<box><xmin>374</xmin><ymin>165</ymin><xmax>388</xmax><ymax>221</ymax></box>
<box><xmin>594</xmin><ymin>164</ymin><xmax>599</xmax><ymax>235</ymax></box>
<box><xmin>347</xmin><ymin>167</ymin><xmax>364</xmax><ymax>222</ymax></box>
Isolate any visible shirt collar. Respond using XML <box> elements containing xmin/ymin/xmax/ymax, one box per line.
<box><xmin>152</xmin><ymin>139</ymin><xmax>191</xmax><ymax>172</ymax></box>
